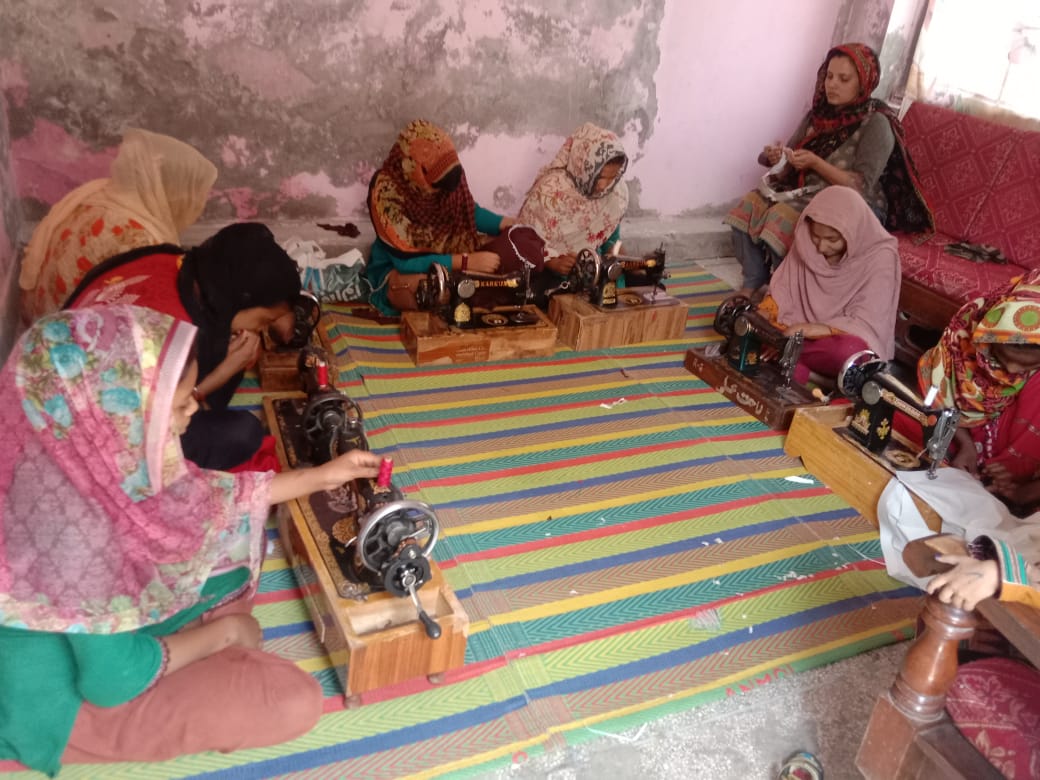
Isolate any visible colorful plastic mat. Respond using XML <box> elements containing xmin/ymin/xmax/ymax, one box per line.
<box><xmin>17</xmin><ymin>262</ymin><xmax>920</xmax><ymax>779</ymax></box>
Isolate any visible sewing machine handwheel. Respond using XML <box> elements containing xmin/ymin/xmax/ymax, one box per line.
<box><xmin>837</xmin><ymin>349</ymin><xmax>884</xmax><ymax>398</ymax></box>
<box><xmin>356</xmin><ymin>499</ymin><xmax>440</xmax><ymax>573</ymax></box>
<box><xmin>382</xmin><ymin>547</ymin><xmax>432</xmax><ymax>598</ymax></box>
<box><xmin>713</xmin><ymin>295</ymin><xmax>752</xmax><ymax>337</ymax></box>
<box><xmin>575</xmin><ymin>248</ymin><xmax>600</xmax><ymax>290</ymax></box>
<box><xmin>285</xmin><ymin>292</ymin><xmax>322</xmax><ymax>349</ymax></box>
<box><xmin>302</xmin><ymin>393</ymin><xmax>364</xmax><ymax>449</ymax></box>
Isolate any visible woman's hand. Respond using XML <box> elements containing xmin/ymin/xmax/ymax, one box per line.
<box><xmin>466</xmin><ymin>251</ymin><xmax>501</xmax><ymax>274</ymax></box>
<box><xmin>784</xmin><ymin>148</ymin><xmax>821</xmax><ymax>172</ymax></box>
<box><xmin>225</xmin><ymin>330</ymin><xmax>262</xmax><ymax>373</ymax></box>
<box><xmin>269</xmin><ymin>449</ymin><xmax>382</xmax><ymax>505</ymax></box>
<box><xmin>927</xmin><ymin>555</ymin><xmax>1000</xmax><ymax>611</ymax></box>
<box><xmin>782</xmin><ymin>322</ymin><xmax>832</xmax><ymax>340</ymax></box>
<box><xmin>546</xmin><ymin>254</ymin><xmax>577</xmax><ymax>276</ymax></box>
<box><xmin>221</xmin><ymin>613</ymin><xmax>263</xmax><ymax>650</ymax></box>
<box><xmin>982</xmin><ymin>462</ymin><xmax>1016</xmax><ymax>495</ymax></box>
<box><xmin>950</xmin><ymin>428</ymin><xmax>979</xmax><ymax>475</ymax></box>
<box><xmin>162</xmin><ymin>613</ymin><xmax>263</xmax><ymax>676</ymax></box>
<box><xmin>317</xmin><ymin>449</ymin><xmax>382</xmax><ymax>491</ymax></box>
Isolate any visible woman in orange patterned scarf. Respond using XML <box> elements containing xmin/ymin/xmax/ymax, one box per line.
<box><xmin>919</xmin><ymin>269</ymin><xmax>1040</xmax><ymax>509</ymax></box>
<box><xmin>365</xmin><ymin>119</ymin><xmax>516</xmax><ymax>315</ymax></box>
<box><xmin>19</xmin><ymin>128</ymin><xmax>217</xmax><ymax>323</ymax></box>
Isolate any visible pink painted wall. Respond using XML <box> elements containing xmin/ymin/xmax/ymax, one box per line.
<box><xmin>0</xmin><ymin>0</ymin><xmax>847</xmax><ymax>223</ymax></box>
<box><xmin>0</xmin><ymin>0</ymin><xmax>904</xmax><ymax>356</ymax></box>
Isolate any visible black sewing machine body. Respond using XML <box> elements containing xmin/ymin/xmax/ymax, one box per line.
<box><xmin>683</xmin><ymin>295</ymin><xmax>823</xmax><ymax>429</ymax></box>
<box><xmin>272</xmin><ymin>347</ymin><xmax>443</xmax><ymax>638</ymax></box>
<box><xmin>566</xmin><ymin>245</ymin><xmax>669</xmax><ymax>309</ymax></box>
<box><xmin>415</xmin><ymin>262</ymin><xmax>539</xmax><ymax>329</ymax></box>
<box><xmin>713</xmin><ymin>296</ymin><xmax>804</xmax><ymax>389</ymax></box>
<box><xmin>837</xmin><ymin>350</ymin><xmax>960</xmax><ymax>478</ymax></box>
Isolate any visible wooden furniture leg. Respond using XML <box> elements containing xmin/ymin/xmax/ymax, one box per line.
<box><xmin>856</xmin><ymin>595</ymin><xmax>1002</xmax><ymax>778</ymax></box>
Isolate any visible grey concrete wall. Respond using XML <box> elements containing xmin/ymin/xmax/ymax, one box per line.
<box><xmin>0</xmin><ymin>92</ymin><xmax>22</xmax><ymax>363</ymax></box>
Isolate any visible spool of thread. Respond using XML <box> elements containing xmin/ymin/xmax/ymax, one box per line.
<box><xmin>377</xmin><ymin>457</ymin><xmax>393</xmax><ymax>488</ymax></box>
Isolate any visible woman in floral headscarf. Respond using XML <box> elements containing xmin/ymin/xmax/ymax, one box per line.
<box><xmin>365</xmin><ymin>119</ymin><xmax>517</xmax><ymax>315</ymax></box>
<box><xmin>919</xmin><ymin>269</ymin><xmax>1040</xmax><ymax>508</ymax></box>
<box><xmin>518</xmin><ymin>122</ymin><xmax>628</xmax><ymax>278</ymax></box>
<box><xmin>0</xmin><ymin>305</ymin><xmax>379</xmax><ymax>775</ymax></box>
<box><xmin>724</xmin><ymin>43</ymin><xmax>932</xmax><ymax>295</ymax></box>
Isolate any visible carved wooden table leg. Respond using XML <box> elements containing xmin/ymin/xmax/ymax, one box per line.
<box><xmin>856</xmin><ymin>595</ymin><xmax>999</xmax><ymax>778</ymax></box>
<box><xmin>890</xmin><ymin>596</ymin><xmax>976</xmax><ymax>720</ymax></box>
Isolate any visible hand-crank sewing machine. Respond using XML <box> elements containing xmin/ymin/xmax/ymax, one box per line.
<box><xmin>415</xmin><ymin>263</ymin><xmax>538</xmax><ymax>329</ymax></box>
<box><xmin>683</xmin><ymin>294</ymin><xmax>825</xmax><ymax>429</ymax></box>
<box><xmin>562</xmin><ymin>244</ymin><xmax>669</xmax><ymax>308</ymax></box>
<box><xmin>262</xmin><ymin>346</ymin><xmax>468</xmax><ymax>702</ymax></box>
<box><xmin>401</xmin><ymin>263</ymin><xmax>558</xmax><ymax>365</ymax></box>
<box><xmin>547</xmin><ymin>244</ymin><xmax>687</xmax><ymax>350</ymax></box>
<box><xmin>837</xmin><ymin>350</ymin><xmax>960</xmax><ymax>477</ymax></box>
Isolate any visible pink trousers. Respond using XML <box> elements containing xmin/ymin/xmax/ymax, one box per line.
<box><xmin>62</xmin><ymin>595</ymin><xmax>322</xmax><ymax>765</ymax></box>
<box><xmin>793</xmin><ymin>334</ymin><xmax>870</xmax><ymax>385</ymax></box>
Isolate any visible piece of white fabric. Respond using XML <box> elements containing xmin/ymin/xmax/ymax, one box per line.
<box><xmin>877</xmin><ymin>467</ymin><xmax>1040</xmax><ymax>588</ymax></box>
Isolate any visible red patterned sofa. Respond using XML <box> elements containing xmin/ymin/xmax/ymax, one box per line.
<box><xmin>893</xmin><ymin>102</ymin><xmax>1040</xmax><ymax>365</ymax></box>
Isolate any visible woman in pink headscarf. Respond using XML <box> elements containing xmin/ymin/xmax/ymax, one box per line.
<box><xmin>0</xmin><ymin>305</ymin><xmax>380</xmax><ymax>775</ymax></box>
<box><xmin>756</xmin><ymin>185</ymin><xmax>901</xmax><ymax>384</ymax></box>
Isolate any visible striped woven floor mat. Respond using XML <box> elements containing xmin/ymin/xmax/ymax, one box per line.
<box><xmin>19</xmin><ymin>261</ymin><xmax>917</xmax><ymax>779</ymax></box>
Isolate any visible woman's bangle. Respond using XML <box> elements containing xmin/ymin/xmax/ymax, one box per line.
<box><xmin>461</xmin><ymin>253</ymin><xmax>469</xmax><ymax>272</ymax></box>
<box><xmin>192</xmin><ymin>386</ymin><xmax>205</xmax><ymax>403</ymax></box>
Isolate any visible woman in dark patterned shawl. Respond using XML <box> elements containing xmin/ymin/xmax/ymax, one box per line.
<box><xmin>725</xmin><ymin>43</ymin><xmax>933</xmax><ymax>295</ymax></box>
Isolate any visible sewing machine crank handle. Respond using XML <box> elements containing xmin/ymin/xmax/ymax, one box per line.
<box><xmin>402</xmin><ymin>569</ymin><xmax>441</xmax><ymax>639</ymax></box>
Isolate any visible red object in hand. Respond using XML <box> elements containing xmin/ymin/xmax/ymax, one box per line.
<box><xmin>377</xmin><ymin>457</ymin><xmax>393</xmax><ymax>488</ymax></box>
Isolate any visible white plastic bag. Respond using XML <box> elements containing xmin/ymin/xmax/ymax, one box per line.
<box><xmin>283</xmin><ymin>237</ymin><xmax>366</xmax><ymax>303</ymax></box>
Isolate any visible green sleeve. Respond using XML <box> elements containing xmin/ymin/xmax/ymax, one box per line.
<box><xmin>598</xmin><ymin>225</ymin><xmax>621</xmax><ymax>256</ymax></box>
<box><xmin>67</xmin><ymin>631</ymin><xmax>164</xmax><ymax>708</ymax></box>
<box><xmin>475</xmin><ymin>204</ymin><xmax>504</xmax><ymax>235</ymax></box>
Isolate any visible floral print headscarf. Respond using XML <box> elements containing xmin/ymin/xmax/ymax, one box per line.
<box><xmin>0</xmin><ymin>305</ymin><xmax>271</xmax><ymax>633</ymax></box>
<box><xmin>918</xmin><ymin>269</ymin><xmax>1040</xmax><ymax>425</ymax></box>
<box><xmin>518</xmin><ymin>123</ymin><xmax>629</xmax><ymax>259</ymax></box>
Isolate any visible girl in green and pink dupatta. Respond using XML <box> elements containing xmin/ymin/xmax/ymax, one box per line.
<box><xmin>0</xmin><ymin>305</ymin><xmax>380</xmax><ymax>776</ymax></box>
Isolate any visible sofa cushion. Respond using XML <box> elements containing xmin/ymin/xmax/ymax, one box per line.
<box><xmin>898</xmin><ymin>233</ymin><xmax>1021</xmax><ymax>304</ymax></box>
<box><xmin>966</xmin><ymin>129</ymin><xmax>1040</xmax><ymax>269</ymax></box>
<box><xmin>903</xmin><ymin>102</ymin><xmax>1018</xmax><ymax>240</ymax></box>
<box><xmin>946</xmin><ymin>656</ymin><xmax>1040</xmax><ymax>780</ymax></box>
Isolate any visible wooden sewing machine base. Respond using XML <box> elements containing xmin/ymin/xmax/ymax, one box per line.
<box><xmin>684</xmin><ymin>346</ymin><xmax>824</xmax><ymax>429</ymax></box>
<box><xmin>549</xmin><ymin>287</ymin><xmax>687</xmax><ymax>350</ymax></box>
<box><xmin>400</xmin><ymin>305</ymin><xmax>557</xmax><ymax>365</ymax></box>
<box><xmin>263</xmin><ymin>393</ymin><xmax>469</xmax><ymax>702</ymax></box>
<box><xmin>784</xmin><ymin>403</ymin><xmax>943</xmax><ymax>531</ymax></box>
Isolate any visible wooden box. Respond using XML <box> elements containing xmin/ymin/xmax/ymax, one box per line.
<box><xmin>277</xmin><ymin>504</ymin><xmax>468</xmax><ymax>703</ymax></box>
<box><xmin>684</xmin><ymin>346</ymin><xmax>824</xmax><ymax>430</ymax></box>
<box><xmin>263</xmin><ymin>394</ymin><xmax>469</xmax><ymax>702</ymax></box>
<box><xmin>784</xmin><ymin>403</ymin><xmax>943</xmax><ymax>531</ymax></box>
<box><xmin>400</xmin><ymin>305</ymin><xmax>557</xmax><ymax>365</ymax></box>
<box><xmin>548</xmin><ymin>287</ymin><xmax>687</xmax><ymax>350</ymax></box>
<box><xmin>258</xmin><ymin>328</ymin><xmax>333</xmax><ymax>392</ymax></box>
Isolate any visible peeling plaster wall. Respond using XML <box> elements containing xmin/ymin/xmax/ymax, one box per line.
<box><xmin>0</xmin><ymin>0</ymin><xmax>850</xmax><ymax>227</ymax></box>
<box><xmin>0</xmin><ymin>92</ymin><xmax>22</xmax><ymax>362</ymax></box>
